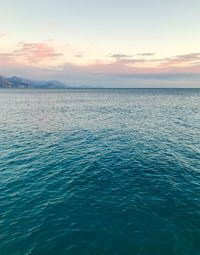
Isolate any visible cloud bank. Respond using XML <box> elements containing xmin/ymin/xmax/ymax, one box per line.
<box><xmin>1</xmin><ymin>40</ymin><xmax>200</xmax><ymax>87</ymax></box>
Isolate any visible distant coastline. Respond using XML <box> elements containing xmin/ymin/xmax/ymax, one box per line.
<box><xmin>0</xmin><ymin>75</ymin><xmax>68</xmax><ymax>89</ymax></box>
<box><xmin>0</xmin><ymin>75</ymin><xmax>105</xmax><ymax>89</ymax></box>
<box><xmin>1</xmin><ymin>75</ymin><xmax>200</xmax><ymax>90</ymax></box>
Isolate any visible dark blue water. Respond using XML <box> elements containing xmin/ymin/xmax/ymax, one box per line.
<box><xmin>0</xmin><ymin>89</ymin><xmax>200</xmax><ymax>255</ymax></box>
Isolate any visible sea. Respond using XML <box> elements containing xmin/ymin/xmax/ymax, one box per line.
<box><xmin>0</xmin><ymin>88</ymin><xmax>200</xmax><ymax>255</ymax></box>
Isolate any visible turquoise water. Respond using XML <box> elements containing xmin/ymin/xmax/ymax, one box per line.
<box><xmin>0</xmin><ymin>89</ymin><xmax>200</xmax><ymax>255</ymax></box>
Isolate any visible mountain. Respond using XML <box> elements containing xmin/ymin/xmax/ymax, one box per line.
<box><xmin>0</xmin><ymin>75</ymin><xmax>13</xmax><ymax>88</ymax></box>
<box><xmin>0</xmin><ymin>75</ymin><xmax>67</xmax><ymax>89</ymax></box>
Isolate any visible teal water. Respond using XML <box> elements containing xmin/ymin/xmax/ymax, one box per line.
<box><xmin>0</xmin><ymin>89</ymin><xmax>200</xmax><ymax>255</ymax></box>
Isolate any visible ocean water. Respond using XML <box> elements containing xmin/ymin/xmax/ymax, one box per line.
<box><xmin>0</xmin><ymin>88</ymin><xmax>200</xmax><ymax>255</ymax></box>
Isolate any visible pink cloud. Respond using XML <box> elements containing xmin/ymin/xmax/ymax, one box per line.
<box><xmin>11</xmin><ymin>42</ymin><xmax>64</xmax><ymax>63</ymax></box>
<box><xmin>2</xmin><ymin>58</ymin><xmax>200</xmax><ymax>88</ymax></box>
<box><xmin>2</xmin><ymin>42</ymin><xmax>200</xmax><ymax>87</ymax></box>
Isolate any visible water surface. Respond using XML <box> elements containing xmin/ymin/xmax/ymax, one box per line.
<box><xmin>0</xmin><ymin>89</ymin><xmax>200</xmax><ymax>255</ymax></box>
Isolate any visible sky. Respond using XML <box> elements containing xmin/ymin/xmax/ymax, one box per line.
<box><xmin>1</xmin><ymin>0</ymin><xmax>200</xmax><ymax>87</ymax></box>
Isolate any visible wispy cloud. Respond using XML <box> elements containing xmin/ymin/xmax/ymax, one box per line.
<box><xmin>109</xmin><ymin>53</ymin><xmax>133</xmax><ymax>58</ymax></box>
<box><xmin>108</xmin><ymin>53</ymin><xmax>148</xmax><ymax>65</ymax></box>
<box><xmin>2</xmin><ymin>58</ymin><xmax>200</xmax><ymax>88</ymax></box>
<box><xmin>0</xmin><ymin>33</ymin><xmax>7</xmax><ymax>37</ymax></box>
<box><xmin>0</xmin><ymin>41</ymin><xmax>64</xmax><ymax>65</ymax></box>
<box><xmin>159</xmin><ymin>53</ymin><xmax>200</xmax><ymax>67</ymax></box>
<box><xmin>13</xmin><ymin>42</ymin><xmax>64</xmax><ymax>63</ymax></box>
<box><xmin>137</xmin><ymin>52</ymin><xmax>155</xmax><ymax>56</ymax></box>
<box><xmin>107</xmin><ymin>52</ymin><xmax>200</xmax><ymax>70</ymax></box>
<box><xmin>1</xmin><ymin>40</ymin><xmax>200</xmax><ymax>87</ymax></box>
<box><xmin>74</xmin><ymin>53</ymin><xmax>83</xmax><ymax>58</ymax></box>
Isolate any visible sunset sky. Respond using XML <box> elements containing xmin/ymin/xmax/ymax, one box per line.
<box><xmin>1</xmin><ymin>0</ymin><xmax>200</xmax><ymax>87</ymax></box>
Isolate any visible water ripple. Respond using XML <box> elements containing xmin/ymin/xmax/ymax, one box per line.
<box><xmin>0</xmin><ymin>89</ymin><xmax>200</xmax><ymax>255</ymax></box>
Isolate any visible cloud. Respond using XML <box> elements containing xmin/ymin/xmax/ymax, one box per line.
<box><xmin>109</xmin><ymin>52</ymin><xmax>155</xmax><ymax>58</ymax></box>
<box><xmin>13</xmin><ymin>42</ymin><xmax>64</xmax><ymax>63</ymax></box>
<box><xmin>137</xmin><ymin>52</ymin><xmax>155</xmax><ymax>56</ymax></box>
<box><xmin>175</xmin><ymin>53</ymin><xmax>200</xmax><ymax>61</ymax></box>
<box><xmin>0</xmin><ymin>33</ymin><xmax>7</xmax><ymax>37</ymax></box>
<box><xmin>109</xmin><ymin>53</ymin><xmax>133</xmax><ymax>58</ymax></box>
<box><xmin>117</xmin><ymin>72</ymin><xmax>200</xmax><ymax>81</ymax></box>
<box><xmin>115</xmin><ymin>58</ymin><xmax>147</xmax><ymax>65</ymax></box>
<box><xmin>2</xmin><ymin>57</ymin><xmax>200</xmax><ymax>88</ymax></box>
<box><xmin>74</xmin><ymin>53</ymin><xmax>83</xmax><ymax>58</ymax></box>
<box><xmin>0</xmin><ymin>53</ymin><xmax>15</xmax><ymax>65</ymax></box>
<box><xmin>0</xmin><ymin>53</ymin><xmax>13</xmax><ymax>57</ymax></box>
<box><xmin>108</xmin><ymin>53</ymin><xmax>148</xmax><ymax>65</ymax></box>
<box><xmin>1</xmin><ymin>41</ymin><xmax>200</xmax><ymax>87</ymax></box>
<box><xmin>108</xmin><ymin>52</ymin><xmax>200</xmax><ymax>67</ymax></box>
<box><xmin>0</xmin><ymin>42</ymin><xmax>64</xmax><ymax>64</ymax></box>
<box><xmin>159</xmin><ymin>53</ymin><xmax>200</xmax><ymax>67</ymax></box>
